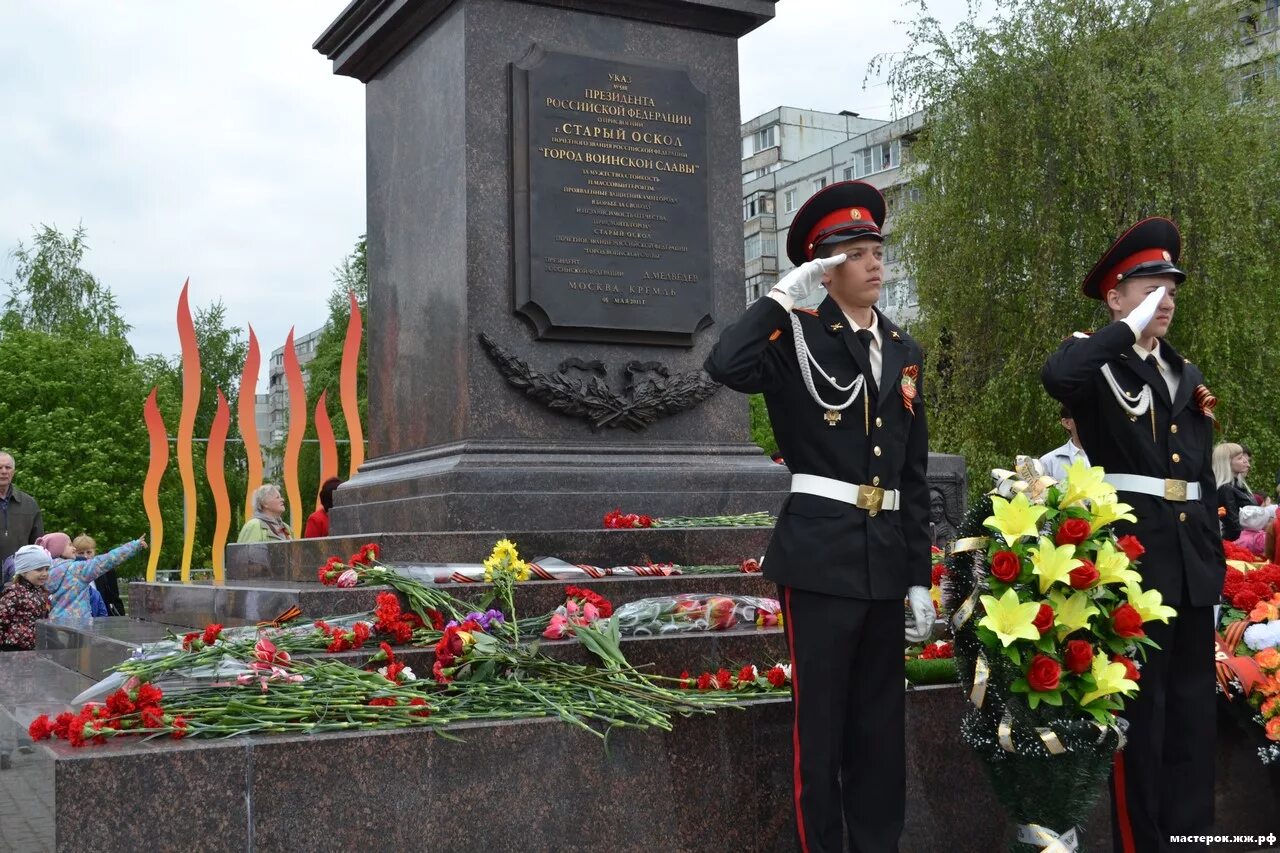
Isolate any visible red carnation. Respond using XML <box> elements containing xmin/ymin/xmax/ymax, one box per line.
<box><xmin>52</xmin><ymin>712</ymin><xmax>75</xmax><ymax>740</ymax></box>
<box><xmin>1111</xmin><ymin>603</ymin><xmax>1145</xmax><ymax>639</ymax></box>
<box><xmin>678</xmin><ymin>670</ymin><xmax>692</xmax><ymax>689</ymax></box>
<box><xmin>739</xmin><ymin>558</ymin><xmax>761</xmax><ymax>574</ymax></box>
<box><xmin>1232</xmin><ymin>590</ymin><xmax>1261</xmax><ymax>612</ymax></box>
<box><xmin>1026</xmin><ymin>654</ymin><xmax>1061</xmax><ymax>692</ymax></box>
<box><xmin>738</xmin><ymin>665</ymin><xmax>757</xmax><ymax>684</ymax></box>
<box><xmin>991</xmin><ymin>550</ymin><xmax>1021</xmax><ymax>583</ymax></box>
<box><xmin>181</xmin><ymin>632</ymin><xmax>200</xmax><ymax>652</ymax></box>
<box><xmin>1054</xmin><ymin>518</ymin><xmax>1091</xmax><ymax>546</ymax></box>
<box><xmin>931</xmin><ymin>563</ymin><xmax>947</xmax><ymax>587</ymax></box>
<box><xmin>1032</xmin><ymin>603</ymin><xmax>1054</xmax><ymax>636</ymax></box>
<box><xmin>170</xmin><ymin>716</ymin><xmax>189</xmax><ymax>739</ymax></box>
<box><xmin>696</xmin><ymin>673</ymin><xmax>713</xmax><ymax>690</ymax></box>
<box><xmin>105</xmin><ymin>690</ymin><xmax>135</xmax><ymax>717</ymax></box>
<box><xmin>135</xmin><ymin>683</ymin><xmax>163</xmax><ymax>707</ymax></box>
<box><xmin>140</xmin><ymin>707</ymin><xmax>165</xmax><ymax>729</ymax></box>
<box><xmin>202</xmin><ymin>623</ymin><xmax>223</xmax><ymax>646</ymax></box>
<box><xmin>367</xmin><ymin>697</ymin><xmax>398</xmax><ymax>707</ymax></box>
<box><xmin>28</xmin><ymin>714</ymin><xmax>54</xmax><ymax>741</ymax></box>
<box><xmin>1064</xmin><ymin>639</ymin><xmax>1093</xmax><ymax>675</ymax></box>
<box><xmin>409</xmin><ymin>697</ymin><xmax>431</xmax><ymax>718</ymax></box>
<box><xmin>1069</xmin><ymin>559</ymin><xmax>1100</xmax><ymax>590</ymax></box>
<box><xmin>714</xmin><ymin>668</ymin><xmax>733</xmax><ymax>690</ymax></box>
<box><xmin>1116</xmin><ymin>535</ymin><xmax>1145</xmax><ymax>561</ymax></box>
<box><xmin>1111</xmin><ymin>654</ymin><xmax>1140</xmax><ymax>682</ymax></box>
<box><xmin>766</xmin><ymin>665</ymin><xmax>788</xmax><ymax>687</ymax></box>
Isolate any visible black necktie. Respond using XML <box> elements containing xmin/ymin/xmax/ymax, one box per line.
<box><xmin>855</xmin><ymin>329</ymin><xmax>877</xmax><ymax>394</ymax></box>
<box><xmin>1145</xmin><ymin>354</ymin><xmax>1161</xmax><ymax>373</ymax></box>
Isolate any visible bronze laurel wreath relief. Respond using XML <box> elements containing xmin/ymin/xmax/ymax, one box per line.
<box><xmin>478</xmin><ymin>333</ymin><xmax>720</xmax><ymax>431</ymax></box>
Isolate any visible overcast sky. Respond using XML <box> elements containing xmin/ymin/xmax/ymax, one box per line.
<box><xmin>0</xmin><ymin>0</ymin><xmax>969</xmax><ymax>391</ymax></box>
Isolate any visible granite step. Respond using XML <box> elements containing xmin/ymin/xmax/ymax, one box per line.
<box><xmin>35</xmin><ymin>617</ymin><xmax>193</xmax><ymax>682</ymax></box>
<box><xmin>227</xmin><ymin>526</ymin><xmax>773</xmax><ymax>583</ymax></box>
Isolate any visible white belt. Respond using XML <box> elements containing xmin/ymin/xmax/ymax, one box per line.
<box><xmin>791</xmin><ymin>473</ymin><xmax>900</xmax><ymax>512</ymax></box>
<box><xmin>1103</xmin><ymin>473</ymin><xmax>1200</xmax><ymax>502</ymax></box>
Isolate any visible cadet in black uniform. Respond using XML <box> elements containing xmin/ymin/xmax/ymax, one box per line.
<box><xmin>705</xmin><ymin>181</ymin><xmax>933</xmax><ymax>853</ymax></box>
<box><xmin>1041</xmin><ymin>218</ymin><xmax>1223</xmax><ymax>853</ymax></box>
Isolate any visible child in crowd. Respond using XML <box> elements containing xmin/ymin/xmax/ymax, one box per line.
<box><xmin>36</xmin><ymin>532</ymin><xmax>147</xmax><ymax>620</ymax></box>
<box><xmin>0</xmin><ymin>546</ymin><xmax>52</xmax><ymax>651</ymax></box>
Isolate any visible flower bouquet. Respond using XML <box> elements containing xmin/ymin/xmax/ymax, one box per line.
<box><xmin>602</xmin><ymin>509</ymin><xmax>775</xmax><ymax>528</ymax></box>
<box><xmin>1216</xmin><ymin>563</ymin><xmax>1280</xmax><ymax>763</ymax></box>
<box><xmin>606</xmin><ymin>593</ymin><xmax>782</xmax><ymax>636</ymax></box>
<box><xmin>948</xmin><ymin>458</ymin><xmax>1175</xmax><ymax>851</ymax></box>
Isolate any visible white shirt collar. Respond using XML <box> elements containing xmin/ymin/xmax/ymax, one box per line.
<box><xmin>1131</xmin><ymin>339</ymin><xmax>1169</xmax><ymax>371</ymax></box>
<box><xmin>842</xmin><ymin>307</ymin><xmax>881</xmax><ymax>347</ymax></box>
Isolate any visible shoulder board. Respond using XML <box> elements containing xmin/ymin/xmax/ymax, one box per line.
<box><xmin>794</xmin><ymin>307</ymin><xmax>819</xmax><ymax>317</ymax></box>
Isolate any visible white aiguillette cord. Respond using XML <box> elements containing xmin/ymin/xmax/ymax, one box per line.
<box><xmin>1100</xmin><ymin>364</ymin><xmax>1151</xmax><ymax>418</ymax></box>
<box><xmin>790</xmin><ymin>312</ymin><xmax>865</xmax><ymax>413</ymax></box>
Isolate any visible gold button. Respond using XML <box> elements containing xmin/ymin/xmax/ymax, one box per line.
<box><xmin>873</xmin><ymin>446</ymin><xmax>882</xmax><ymax>457</ymax></box>
<box><xmin>869</xmin><ymin>510</ymin><xmax>878</xmax><ymax>518</ymax></box>
<box><xmin>1171</xmin><ymin>453</ymin><xmax>1181</xmax><ymax>463</ymax></box>
<box><xmin>1170</xmin><ymin>424</ymin><xmax>1178</xmax><ymax>434</ymax></box>
<box><xmin>875</xmin><ymin>417</ymin><xmax>883</xmax><ymax>428</ymax></box>
<box><xmin>872</xmin><ymin>476</ymin><xmax>880</xmax><ymax>486</ymax></box>
<box><xmin>1179</xmin><ymin>512</ymin><xmax>1187</xmax><ymax>522</ymax></box>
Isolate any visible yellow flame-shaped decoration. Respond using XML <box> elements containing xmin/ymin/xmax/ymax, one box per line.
<box><xmin>314</xmin><ymin>390</ymin><xmax>339</xmax><ymax>510</ymax></box>
<box><xmin>282</xmin><ymin>328</ymin><xmax>308</xmax><ymax>537</ymax></box>
<box><xmin>238</xmin><ymin>325</ymin><xmax>263</xmax><ymax>526</ymax></box>
<box><xmin>142</xmin><ymin>389</ymin><xmax>168</xmax><ymax>582</ymax></box>
<box><xmin>206</xmin><ymin>390</ymin><xmax>231</xmax><ymax>582</ymax></box>
<box><xmin>176</xmin><ymin>282</ymin><xmax>202</xmax><ymax>582</ymax></box>
<box><xmin>341</xmin><ymin>291</ymin><xmax>364</xmax><ymax>476</ymax></box>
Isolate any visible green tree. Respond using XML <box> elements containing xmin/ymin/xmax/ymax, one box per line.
<box><xmin>882</xmin><ymin>0</ymin><xmax>1280</xmax><ymax>496</ymax></box>
<box><xmin>3</xmin><ymin>223</ymin><xmax>129</xmax><ymax>339</ymax></box>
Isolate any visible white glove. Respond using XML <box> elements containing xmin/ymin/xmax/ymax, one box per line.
<box><xmin>1121</xmin><ymin>285</ymin><xmax>1166</xmax><ymax>340</ymax></box>
<box><xmin>905</xmin><ymin>585</ymin><xmax>935</xmax><ymax>644</ymax></box>
<box><xmin>767</xmin><ymin>254</ymin><xmax>847</xmax><ymax>311</ymax></box>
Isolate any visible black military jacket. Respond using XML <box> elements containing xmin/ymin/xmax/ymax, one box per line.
<box><xmin>705</xmin><ymin>295</ymin><xmax>931</xmax><ymax>600</ymax></box>
<box><xmin>1042</xmin><ymin>321</ymin><xmax>1224</xmax><ymax>607</ymax></box>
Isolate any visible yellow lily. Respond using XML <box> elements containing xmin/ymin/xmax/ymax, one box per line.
<box><xmin>984</xmin><ymin>493</ymin><xmax>1048</xmax><ymax>546</ymax></box>
<box><xmin>1080</xmin><ymin>651</ymin><xmax>1139</xmax><ymax>706</ymax></box>
<box><xmin>1058</xmin><ymin>458</ymin><xmax>1114</xmax><ymax>508</ymax></box>
<box><xmin>1122</xmin><ymin>581</ymin><xmax>1177</xmax><ymax>624</ymax></box>
<box><xmin>1094</xmin><ymin>541</ymin><xmax>1142</xmax><ymax>587</ymax></box>
<box><xmin>978</xmin><ymin>588</ymin><xmax>1043</xmax><ymax>647</ymax></box>
<box><xmin>1029</xmin><ymin>537</ymin><xmax>1082</xmax><ymax>594</ymax></box>
<box><xmin>1049</xmin><ymin>588</ymin><xmax>1099</xmax><ymax>639</ymax></box>
<box><xmin>1088</xmin><ymin>495</ymin><xmax>1138</xmax><ymax>533</ymax></box>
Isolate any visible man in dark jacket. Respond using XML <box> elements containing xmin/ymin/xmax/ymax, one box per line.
<box><xmin>706</xmin><ymin>180</ymin><xmax>932</xmax><ymax>853</ymax></box>
<box><xmin>1041</xmin><ymin>217</ymin><xmax>1222</xmax><ymax>852</ymax></box>
<box><xmin>0</xmin><ymin>452</ymin><xmax>44</xmax><ymax>577</ymax></box>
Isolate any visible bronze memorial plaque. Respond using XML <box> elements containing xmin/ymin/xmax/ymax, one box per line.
<box><xmin>512</xmin><ymin>47</ymin><xmax>712</xmax><ymax>346</ymax></box>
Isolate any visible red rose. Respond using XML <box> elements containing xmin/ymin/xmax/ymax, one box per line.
<box><xmin>1054</xmin><ymin>518</ymin><xmax>1091</xmax><ymax>546</ymax></box>
<box><xmin>1032</xmin><ymin>603</ymin><xmax>1054</xmax><ymax>635</ymax></box>
<box><xmin>1111</xmin><ymin>654</ymin><xmax>1140</xmax><ymax>682</ymax></box>
<box><xmin>1069</xmin><ymin>559</ymin><xmax>1100</xmax><ymax>590</ymax></box>
<box><xmin>1026</xmin><ymin>654</ymin><xmax>1061</xmax><ymax>692</ymax></box>
<box><xmin>1231</xmin><ymin>590</ymin><xmax>1260</xmax><ymax>612</ymax></box>
<box><xmin>1064</xmin><ymin>639</ymin><xmax>1093</xmax><ymax>675</ymax></box>
<box><xmin>931</xmin><ymin>563</ymin><xmax>947</xmax><ymax>587</ymax></box>
<box><xmin>1116</xmin><ymin>535</ymin><xmax>1145</xmax><ymax>561</ymax></box>
<box><xmin>991</xmin><ymin>550</ymin><xmax>1021</xmax><ymax>583</ymax></box>
<box><xmin>1111</xmin><ymin>603</ymin><xmax>1145</xmax><ymax>638</ymax></box>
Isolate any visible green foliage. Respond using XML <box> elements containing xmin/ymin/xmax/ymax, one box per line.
<box><xmin>748</xmin><ymin>393</ymin><xmax>777</xmax><ymax>456</ymax></box>
<box><xmin>293</xmin><ymin>237</ymin><xmax>370</xmax><ymax>513</ymax></box>
<box><xmin>3</xmin><ymin>223</ymin><xmax>129</xmax><ymax>340</ymax></box>
<box><xmin>882</xmin><ymin>0</ymin><xmax>1280</xmax><ymax>497</ymax></box>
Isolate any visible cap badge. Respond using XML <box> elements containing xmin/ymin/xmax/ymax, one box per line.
<box><xmin>849</xmin><ymin>208</ymin><xmax>862</xmax><ymax>220</ymax></box>
<box><xmin>1161</xmin><ymin>250</ymin><xmax>1172</xmax><ymax>261</ymax></box>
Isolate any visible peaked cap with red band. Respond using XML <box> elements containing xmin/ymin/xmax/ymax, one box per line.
<box><xmin>786</xmin><ymin>180</ymin><xmax>886</xmax><ymax>267</ymax></box>
<box><xmin>1081</xmin><ymin>216</ymin><xmax>1185</xmax><ymax>300</ymax></box>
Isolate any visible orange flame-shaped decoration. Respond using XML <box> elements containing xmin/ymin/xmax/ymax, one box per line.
<box><xmin>206</xmin><ymin>390</ymin><xmax>231</xmax><ymax>582</ymax></box>
<box><xmin>176</xmin><ymin>281</ymin><xmax>202</xmax><ymax>582</ymax></box>
<box><xmin>282</xmin><ymin>328</ymin><xmax>308</xmax><ymax>537</ymax></box>
<box><xmin>238</xmin><ymin>326</ymin><xmax>263</xmax><ymax>525</ymax></box>
<box><xmin>142</xmin><ymin>389</ymin><xmax>169</xmax><ymax>582</ymax></box>
<box><xmin>314</xmin><ymin>390</ymin><xmax>339</xmax><ymax>511</ymax></box>
<box><xmin>341</xmin><ymin>291</ymin><xmax>364</xmax><ymax>477</ymax></box>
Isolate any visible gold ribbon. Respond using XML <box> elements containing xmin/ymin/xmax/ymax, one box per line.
<box><xmin>1035</xmin><ymin>727</ymin><xmax>1066</xmax><ymax>755</ymax></box>
<box><xmin>970</xmin><ymin>653</ymin><xmax>989</xmax><ymax>709</ymax></box>
<box><xmin>998</xmin><ymin>709</ymin><xmax>1015</xmax><ymax>752</ymax></box>
<box><xmin>949</xmin><ymin>536</ymin><xmax>990</xmax><ymax>554</ymax></box>
<box><xmin>951</xmin><ymin>587</ymin><xmax>980</xmax><ymax>631</ymax></box>
<box><xmin>1017</xmin><ymin>824</ymin><xmax>1080</xmax><ymax>853</ymax></box>
<box><xmin>1095</xmin><ymin>720</ymin><xmax>1126</xmax><ymax>751</ymax></box>
<box><xmin>990</xmin><ymin>456</ymin><xmax>1059</xmax><ymax>503</ymax></box>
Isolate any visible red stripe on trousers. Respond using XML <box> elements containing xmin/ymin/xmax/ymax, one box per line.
<box><xmin>783</xmin><ymin>587</ymin><xmax>811</xmax><ymax>853</ymax></box>
<box><xmin>1113</xmin><ymin>751</ymin><xmax>1136</xmax><ymax>853</ymax></box>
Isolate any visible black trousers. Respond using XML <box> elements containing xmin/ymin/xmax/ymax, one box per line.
<box><xmin>1110</xmin><ymin>602</ymin><xmax>1215</xmax><ymax>852</ymax></box>
<box><xmin>781</xmin><ymin>585</ymin><xmax>905</xmax><ymax>853</ymax></box>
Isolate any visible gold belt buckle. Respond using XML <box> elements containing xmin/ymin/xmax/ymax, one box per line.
<box><xmin>1164</xmin><ymin>478</ymin><xmax>1188</xmax><ymax>501</ymax></box>
<box><xmin>856</xmin><ymin>485</ymin><xmax>885</xmax><ymax>513</ymax></box>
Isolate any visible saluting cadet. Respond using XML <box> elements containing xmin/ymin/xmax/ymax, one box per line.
<box><xmin>1041</xmin><ymin>217</ymin><xmax>1222</xmax><ymax>852</ymax></box>
<box><xmin>705</xmin><ymin>181</ymin><xmax>934</xmax><ymax>853</ymax></box>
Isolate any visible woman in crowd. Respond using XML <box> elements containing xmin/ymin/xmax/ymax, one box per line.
<box><xmin>304</xmin><ymin>477</ymin><xmax>343</xmax><ymax>538</ymax></box>
<box><xmin>37</xmin><ymin>531</ymin><xmax>147</xmax><ymax>620</ymax></box>
<box><xmin>1213</xmin><ymin>442</ymin><xmax>1273</xmax><ymax>554</ymax></box>
<box><xmin>0</xmin><ymin>546</ymin><xmax>52</xmax><ymax>651</ymax></box>
<box><xmin>237</xmin><ymin>484</ymin><xmax>293</xmax><ymax>543</ymax></box>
